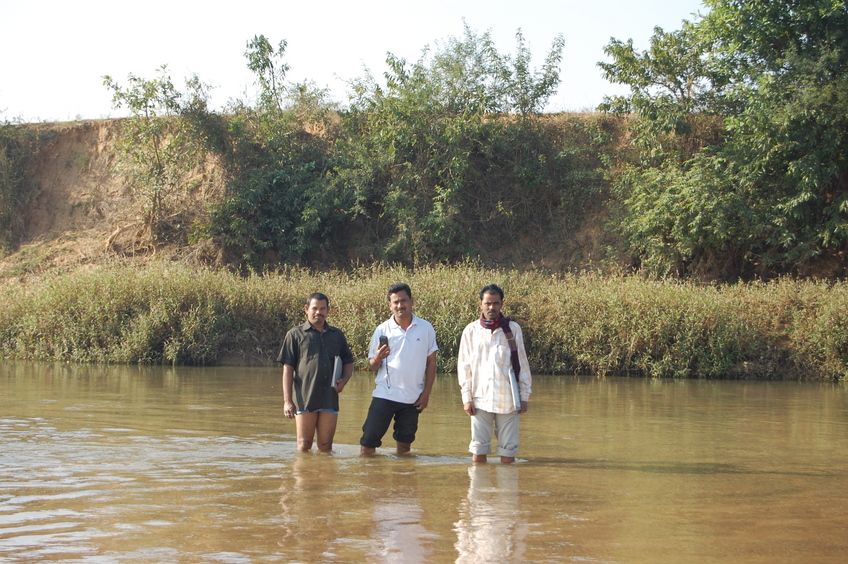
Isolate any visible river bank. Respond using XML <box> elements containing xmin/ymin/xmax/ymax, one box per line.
<box><xmin>1</xmin><ymin>262</ymin><xmax>846</xmax><ymax>379</ymax></box>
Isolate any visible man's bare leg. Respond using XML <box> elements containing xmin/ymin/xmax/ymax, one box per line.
<box><xmin>360</xmin><ymin>446</ymin><xmax>377</xmax><ymax>455</ymax></box>
<box><xmin>472</xmin><ymin>454</ymin><xmax>488</xmax><ymax>463</ymax></box>
<box><xmin>315</xmin><ymin>412</ymin><xmax>338</xmax><ymax>452</ymax></box>
<box><xmin>294</xmin><ymin>412</ymin><xmax>318</xmax><ymax>452</ymax></box>
<box><xmin>500</xmin><ymin>456</ymin><xmax>515</xmax><ymax>464</ymax></box>
<box><xmin>396</xmin><ymin>441</ymin><xmax>411</xmax><ymax>455</ymax></box>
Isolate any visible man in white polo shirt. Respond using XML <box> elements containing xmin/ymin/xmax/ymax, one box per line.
<box><xmin>360</xmin><ymin>283</ymin><xmax>438</xmax><ymax>455</ymax></box>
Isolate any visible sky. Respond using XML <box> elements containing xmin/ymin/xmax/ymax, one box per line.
<box><xmin>0</xmin><ymin>0</ymin><xmax>706</xmax><ymax>123</ymax></box>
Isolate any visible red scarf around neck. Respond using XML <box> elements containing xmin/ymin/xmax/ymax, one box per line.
<box><xmin>480</xmin><ymin>314</ymin><xmax>521</xmax><ymax>381</ymax></box>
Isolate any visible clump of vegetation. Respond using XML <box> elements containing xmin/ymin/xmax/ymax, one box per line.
<box><xmin>103</xmin><ymin>67</ymin><xmax>214</xmax><ymax>255</ymax></box>
<box><xmin>0</xmin><ymin>120</ymin><xmax>42</xmax><ymax>257</ymax></box>
<box><xmin>1</xmin><ymin>262</ymin><xmax>846</xmax><ymax>379</ymax></box>
<box><xmin>600</xmin><ymin>0</ymin><xmax>848</xmax><ymax>280</ymax></box>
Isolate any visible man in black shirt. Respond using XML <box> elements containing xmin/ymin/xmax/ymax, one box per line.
<box><xmin>277</xmin><ymin>292</ymin><xmax>354</xmax><ymax>452</ymax></box>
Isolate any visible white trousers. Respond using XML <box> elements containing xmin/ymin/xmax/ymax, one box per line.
<box><xmin>469</xmin><ymin>408</ymin><xmax>520</xmax><ymax>457</ymax></box>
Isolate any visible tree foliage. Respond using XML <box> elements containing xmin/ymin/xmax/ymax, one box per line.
<box><xmin>602</xmin><ymin>0</ymin><xmax>848</xmax><ymax>279</ymax></box>
<box><xmin>0</xmin><ymin>120</ymin><xmax>39</xmax><ymax>256</ymax></box>
<box><xmin>245</xmin><ymin>35</ymin><xmax>290</xmax><ymax>114</ymax></box>
<box><xmin>332</xmin><ymin>23</ymin><xmax>572</xmax><ymax>264</ymax></box>
<box><xmin>104</xmin><ymin>66</ymin><xmax>210</xmax><ymax>251</ymax></box>
<box><xmin>194</xmin><ymin>25</ymin><xmax>595</xmax><ymax>270</ymax></box>
<box><xmin>196</xmin><ymin>35</ymin><xmax>342</xmax><ymax>267</ymax></box>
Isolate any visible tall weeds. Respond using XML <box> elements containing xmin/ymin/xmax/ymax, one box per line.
<box><xmin>1</xmin><ymin>263</ymin><xmax>846</xmax><ymax>379</ymax></box>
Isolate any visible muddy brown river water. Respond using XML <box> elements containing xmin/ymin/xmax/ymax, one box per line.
<box><xmin>2</xmin><ymin>362</ymin><xmax>847</xmax><ymax>562</ymax></box>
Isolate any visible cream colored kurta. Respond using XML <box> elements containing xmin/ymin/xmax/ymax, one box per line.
<box><xmin>458</xmin><ymin>320</ymin><xmax>532</xmax><ymax>414</ymax></box>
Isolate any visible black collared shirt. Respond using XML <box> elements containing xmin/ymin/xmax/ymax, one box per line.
<box><xmin>276</xmin><ymin>321</ymin><xmax>354</xmax><ymax>412</ymax></box>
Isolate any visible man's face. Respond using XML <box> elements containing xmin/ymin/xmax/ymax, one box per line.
<box><xmin>480</xmin><ymin>291</ymin><xmax>503</xmax><ymax>320</ymax></box>
<box><xmin>389</xmin><ymin>290</ymin><xmax>413</xmax><ymax>321</ymax></box>
<box><xmin>305</xmin><ymin>298</ymin><xmax>329</xmax><ymax>327</ymax></box>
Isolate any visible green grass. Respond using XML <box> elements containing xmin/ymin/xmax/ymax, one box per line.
<box><xmin>1</xmin><ymin>262</ymin><xmax>847</xmax><ymax>379</ymax></box>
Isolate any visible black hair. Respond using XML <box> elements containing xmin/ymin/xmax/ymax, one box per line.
<box><xmin>305</xmin><ymin>292</ymin><xmax>330</xmax><ymax>307</ymax></box>
<box><xmin>387</xmin><ymin>283</ymin><xmax>413</xmax><ymax>300</ymax></box>
<box><xmin>479</xmin><ymin>284</ymin><xmax>504</xmax><ymax>301</ymax></box>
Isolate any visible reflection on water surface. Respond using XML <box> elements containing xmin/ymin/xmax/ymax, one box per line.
<box><xmin>1</xmin><ymin>362</ymin><xmax>847</xmax><ymax>562</ymax></box>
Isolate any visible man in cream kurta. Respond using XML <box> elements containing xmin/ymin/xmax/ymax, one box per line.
<box><xmin>458</xmin><ymin>284</ymin><xmax>531</xmax><ymax>463</ymax></box>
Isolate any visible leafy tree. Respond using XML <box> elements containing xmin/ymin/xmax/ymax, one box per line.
<box><xmin>602</xmin><ymin>0</ymin><xmax>848</xmax><ymax>279</ymax></box>
<box><xmin>509</xmin><ymin>29</ymin><xmax>566</xmax><ymax>118</ymax></box>
<box><xmin>338</xmin><ymin>23</ymin><xmax>567</xmax><ymax>264</ymax></box>
<box><xmin>714</xmin><ymin>0</ymin><xmax>848</xmax><ymax>271</ymax></box>
<box><xmin>245</xmin><ymin>35</ymin><xmax>290</xmax><ymax>114</ymax></box>
<box><xmin>198</xmin><ymin>36</ymin><xmax>342</xmax><ymax>268</ymax></box>
<box><xmin>599</xmin><ymin>22</ymin><xmax>729</xmax><ymax>163</ymax></box>
<box><xmin>104</xmin><ymin>66</ymin><xmax>209</xmax><ymax>252</ymax></box>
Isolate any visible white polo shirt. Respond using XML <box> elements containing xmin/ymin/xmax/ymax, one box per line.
<box><xmin>368</xmin><ymin>314</ymin><xmax>438</xmax><ymax>404</ymax></box>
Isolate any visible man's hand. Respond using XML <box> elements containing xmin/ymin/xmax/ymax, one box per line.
<box><xmin>519</xmin><ymin>401</ymin><xmax>528</xmax><ymax>415</ymax></box>
<box><xmin>463</xmin><ymin>401</ymin><xmax>476</xmax><ymax>416</ymax></box>
<box><xmin>368</xmin><ymin>344</ymin><xmax>391</xmax><ymax>371</ymax></box>
<box><xmin>414</xmin><ymin>392</ymin><xmax>430</xmax><ymax>411</ymax></box>
<box><xmin>283</xmin><ymin>400</ymin><xmax>296</xmax><ymax>419</ymax></box>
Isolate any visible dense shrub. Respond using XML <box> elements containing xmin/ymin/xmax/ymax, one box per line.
<box><xmin>0</xmin><ymin>122</ymin><xmax>42</xmax><ymax>256</ymax></box>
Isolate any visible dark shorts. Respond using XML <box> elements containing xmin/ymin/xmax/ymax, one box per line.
<box><xmin>359</xmin><ymin>397</ymin><xmax>420</xmax><ymax>448</ymax></box>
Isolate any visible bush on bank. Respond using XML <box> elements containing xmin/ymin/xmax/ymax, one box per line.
<box><xmin>1</xmin><ymin>262</ymin><xmax>846</xmax><ymax>380</ymax></box>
